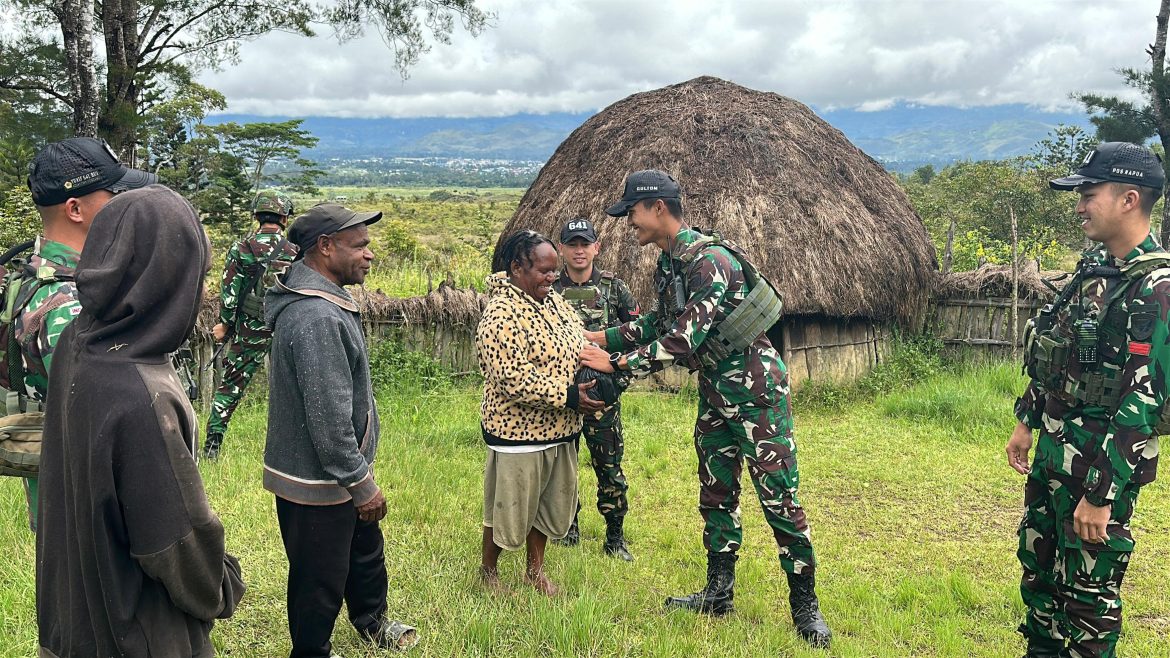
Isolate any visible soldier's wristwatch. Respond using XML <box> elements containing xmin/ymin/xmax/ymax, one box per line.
<box><xmin>609</xmin><ymin>352</ymin><xmax>624</xmax><ymax>371</ymax></box>
<box><xmin>1084</xmin><ymin>491</ymin><xmax>1110</xmax><ymax>508</ymax></box>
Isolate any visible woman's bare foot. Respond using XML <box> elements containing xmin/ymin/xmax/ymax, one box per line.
<box><xmin>524</xmin><ymin>569</ymin><xmax>559</xmax><ymax>596</ymax></box>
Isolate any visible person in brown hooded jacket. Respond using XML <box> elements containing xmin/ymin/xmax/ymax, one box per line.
<box><xmin>35</xmin><ymin>184</ymin><xmax>245</xmax><ymax>657</ymax></box>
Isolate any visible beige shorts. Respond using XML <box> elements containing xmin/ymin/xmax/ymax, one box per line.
<box><xmin>483</xmin><ymin>442</ymin><xmax>578</xmax><ymax>551</ymax></box>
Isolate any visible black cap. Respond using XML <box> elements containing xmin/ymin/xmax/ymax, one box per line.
<box><xmin>605</xmin><ymin>169</ymin><xmax>681</xmax><ymax>217</ymax></box>
<box><xmin>288</xmin><ymin>203</ymin><xmax>382</xmax><ymax>258</ymax></box>
<box><xmin>1050</xmin><ymin>142</ymin><xmax>1165</xmax><ymax>192</ymax></box>
<box><xmin>560</xmin><ymin>218</ymin><xmax>598</xmax><ymax>243</ymax></box>
<box><xmin>27</xmin><ymin>137</ymin><xmax>157</xmax><ymax>206</ymax></box>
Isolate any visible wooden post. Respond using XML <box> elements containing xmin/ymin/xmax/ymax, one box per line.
<box><xmin>1010</xmin><ymin>205</ymin><xmax>1020</xmax><ymax>361</ymax></box>
<box><xmin>942</xmin><ymin>217</ymin><xmax>956</xmax><ymax>274</ymax></box>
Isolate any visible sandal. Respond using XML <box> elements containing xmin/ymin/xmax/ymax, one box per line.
<box><xmin>364</xmin><ymin>619</ymin><xmax>419</xmax><ymax>652</ymax></box>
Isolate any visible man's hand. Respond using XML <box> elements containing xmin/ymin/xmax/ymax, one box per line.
<box><xmin>356</xmin><ymin>486</ymin><xmax>387</xmax><ymax>523</ymax></box>
<box><xmin>584</xmin><ymin>330</ymin><xmax>606</xmax><ymax>347</ymax></box>
<box><xmin>580</xmin><ymin>344</ymin><xmax>615</xmax><ymax>373</ymax></box>
<box><xmin>1006</xmin><ymin>421</ymin><xmax>1034</xmax><ymax>475</ymax></box>
<box><xmin>1073</xmin><ymin>496</ymin><xmax>1111</xmax><ymax>544</ymax></box>
<box><xmin>576</xmin><ymin>380</ymin><xmax>606</xmax><ymax>413</ymax></box>
<box><xmin>212</xmin><ymin>323</ymin><xmax>229</xmax><ymax>343</ymax></box>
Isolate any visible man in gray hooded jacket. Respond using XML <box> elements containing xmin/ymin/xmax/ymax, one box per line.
<box><xmin>264</xmin><ymin>203</ymin><xmax>417</xmax><ymax>658</ymax></box>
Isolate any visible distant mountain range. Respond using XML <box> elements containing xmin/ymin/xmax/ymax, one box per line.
<box><xmin>207</xmin><ymin>103</ymin><xmax>1094</xmax><ymax>173</ymax></box>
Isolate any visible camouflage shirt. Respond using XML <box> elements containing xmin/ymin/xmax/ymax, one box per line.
<box><xmin>552</xmin><ymin>267</ymin><xmax>640</xmax><ymax>332</ymax></box>
<box><xmin>1016</xmin><ymin>233</ymin><xmax>1167</xmax><ymax>502</ymax></box>
<box><xmin>12</xmin><ymin>238</ymin><xmax>82</xmax><ymax>401</ymax></box>
<box><xmin>604</xmin><ymin>226</ymin><xmax>786</xmax><ymax>409</ymax></box>
<box><xmin>218</xmin><ymin>227</ymin><xmax>297</xmax><ymax>337</ymax></box>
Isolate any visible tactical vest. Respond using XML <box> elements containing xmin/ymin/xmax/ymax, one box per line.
<box><xmin>236</xmin><ymin>236</ymin><xmax>291</xmax><ymax>325</ymax></box>
<box><xmin>658</xmin><ymin>230</ymin><xmax>784</xmax><ymax>369</ymax></box>
<box><xmin>558</xmin><ymin>271</ymin><xmax>614</xmax><ymax>329</ymax></box>
<box><xmin>0</xmin><ymin>245</ymin><xmax>73</xmax><ymax>477</ymax></box>
<box><xmin>1023</xmin><ymin>252</ymin><xmax>1170</xmax><ymax>435</ymax></box>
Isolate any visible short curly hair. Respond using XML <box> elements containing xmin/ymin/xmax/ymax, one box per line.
<box><xmin>492</xmin><ymin>230</ymin><xmax>554</xmax><ymax>274</ymax></box>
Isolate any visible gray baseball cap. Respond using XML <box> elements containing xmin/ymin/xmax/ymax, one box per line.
<box><xmin>288</xmin><ymin>203</ymin><xmax>382</xmax><ymax>257</ymax></box>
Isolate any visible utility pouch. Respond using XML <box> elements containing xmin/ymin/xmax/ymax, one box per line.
<box><xmin>0</xmin><ymin>410</ymin><xmax>42</xmax><ymax>477</ymax></box>
<box><xmin>240</xmin><ymin>291</ymin><xmax>264</xmax><ymax>320</ymax></box>
<box><xmin>1027</xmin><ymin>329</ymin><xmax>1070</xmax><ymax>392</ymax></box>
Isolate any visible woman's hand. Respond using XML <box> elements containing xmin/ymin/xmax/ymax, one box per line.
<box><xmin>584</xmin><ymin>329</ymin><xmax>606</xmax><ymax>346</ymax></box>
<box><xmin>575</xmin><ymin>380</ymin><xmax>606</xmax><ymax>413</ymax></box>
<box><xmin>580</xmin><ymin>344</ymin><xmax>614</xmax><ymax>373</ymax></box>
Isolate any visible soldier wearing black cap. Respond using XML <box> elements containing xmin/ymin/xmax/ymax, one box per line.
<box><xmin>581</xmin><ymin>169</ymin><xmax>832</xmax><ymax>647</ymax></box>
<box><xmin>1009</xmin><ymin>142</ymin><xmax>1167</xmax><ymax>658</ymax></box>
<box><xmin>262</xmin><ymin>203</ymin><xmax>419</xmax><ymax>655</ymax></box>
<box><xmin>551</xmin><ymin>218</ymin><xmax>640</xmax><ymax>560</ymax></box>
<box><xmin>1</xmin><ymin>137</ymin><xmax>155</xmax><ymax>532</ymax></box>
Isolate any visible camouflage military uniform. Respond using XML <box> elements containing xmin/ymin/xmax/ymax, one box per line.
<box><xmin>207</xmin><ymin>228</ymin><xmax>297</xmax><ymax>445</ymax></box>
<box><xmin>10</xmin><ymin>238</ymin><xmax>82</xmax><ymax>531</ymax></box>
<box><xmin>1014</xmin><ymin>234</ymin><xmax>1167</xmax><ymax>658</ymax></box>
<box><xmin>553</xmin><ymin>268</ymin><xmax>639</xmax><ymax>522</ymax></box>
<box><xmin>604</xmin><ymin>227</ymin><xmax>815</xmax><ymax>574</ymax></box>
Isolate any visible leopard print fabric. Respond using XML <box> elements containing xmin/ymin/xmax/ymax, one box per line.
<box><xmin>476</xmin><ymin>272</ymin><xmax>586</xmax><ymax>445</ymax></box>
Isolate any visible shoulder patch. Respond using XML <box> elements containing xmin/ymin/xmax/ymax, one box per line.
<box><xmin>1129</xmin><ymin>310</ymin><xmax>1157</xmax><ymax>342</ymax></box>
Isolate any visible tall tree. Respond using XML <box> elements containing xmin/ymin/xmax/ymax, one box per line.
<box><xmin>1074</xmin><ymin>0</ymin><xmax>1170</xmax><ymax>243</ymax></box>
<box><xmin>205</xmin><ymin>119</ymin><xmax>322</xmax><ymax>195</ymax></box>
<box><xmin>0</xmin><ymin>0</ymin><xmax>492</xmax><ymax>156</ymax></box>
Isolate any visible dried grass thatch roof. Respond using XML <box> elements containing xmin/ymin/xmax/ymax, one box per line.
<box><xmin>354</xmin><ymin>283</ymin><xmax>486</xmax><ymax>325</ymax></box>
<box><xmin>196</xmin><ymin>282</ymin><xmax>487</xmax><ymax>329</ymax></box>
<box><xmin>935</xmin><ymin>263</ymin><xmax>1063</xmax><ymax>301</ymax></box>
<box><xmin>502</xmin><ymin>76</ymin><xmax>938</xmax><ymax>324</ymax></box>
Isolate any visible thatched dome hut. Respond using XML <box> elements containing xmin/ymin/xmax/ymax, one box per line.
<box><xmin>502</xmin><ymin>76</ymin><xmax>938</xmax><ymax>385</ymax></box>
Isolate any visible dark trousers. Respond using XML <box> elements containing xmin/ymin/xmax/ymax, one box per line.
<box><xmin>276</xmin><ymin>497</ymin><xmax>388</xmax><ymax>658</ymax></box>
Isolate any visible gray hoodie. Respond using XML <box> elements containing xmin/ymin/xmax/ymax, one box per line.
<box><xmin>263</xmin><ymin>261</ymin><xmax>379</xmax><ymax>506</ymax></box>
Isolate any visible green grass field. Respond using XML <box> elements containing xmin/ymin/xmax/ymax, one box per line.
<box><xmin>2</xmin><ymin>362</ymin><xmax>1169</xmax><ymax>656</ymax></box>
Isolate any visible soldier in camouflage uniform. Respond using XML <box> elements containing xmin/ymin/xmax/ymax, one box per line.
<box><xmin>551</xmin><ymin>218</ymin><xmax>640</xmax><ymax>560</ymax></box>
<box><xmin>581</xmin><ymin>170</ymin><xmax>831</xmax><ymax>647</ymax></box>
<box><xmin>2</xmin><ymin>137</ymin><xmax>155</xmax><ymax>531</ymax></box>
<box><xmin>1009</xmin><ymin>142</ymin><xmax>1167</xmax><ymax>658</ymax></box>
<box><xmin>204</xmin><ymin>190</ymin><xmax>299</xmax><ymax>460</ymax></box>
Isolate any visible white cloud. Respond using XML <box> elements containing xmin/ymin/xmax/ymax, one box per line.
<box><xmin>198</xmin><ymin>0</ymin><xmax>1159</xmax><ymax>117</ymax></box>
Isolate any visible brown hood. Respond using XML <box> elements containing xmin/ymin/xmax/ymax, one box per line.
<box><xmin>72</xmin><ymin>185</ymin><xmax>210</xmax><ymax>359</ymax></box>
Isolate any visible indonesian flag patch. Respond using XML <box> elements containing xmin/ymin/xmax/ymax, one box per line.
<box><xmin>1129</xmin><ymin>341</ymin><xmax>1152</xmax><ymax>356</ymax></box>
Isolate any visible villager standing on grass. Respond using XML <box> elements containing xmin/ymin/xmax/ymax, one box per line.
<box><xmin>580</xmin><ymin>170</ymin><xmax>832</xmax><ymax>647</ymax></box>
<box><xmin>552</xmin><ymin>217</ymin><xmax>640</xmax><ymax>560</ymax></box>
<box><xmin>1</xmin><ymin>138</ymin><xmax>154</xmax><ymax>534</ymax></box>
<box><xmin>264</xmin><ymin>204</ymin><xmax>418</xmax><ymax>657</ymax></box>
<box><xmin>36</xmin><ymin>184</ymin><xmax>246</xmax><ymax>656</ymax></box>
<box><xmin>204</xmin><ymin>190</ymin><xmax>298</xmax><ymax>460</ymax></box>
<box><xmin>1008</xmin><ymin>142</ymin><xmax>1168</xmax><ymax>658</ymax></box>
<box><xmin>476</xmin><ymin>230</ymin><xmax>607</xmax><ymax>596</ymax></box>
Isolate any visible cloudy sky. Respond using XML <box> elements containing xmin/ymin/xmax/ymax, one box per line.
<box><xmin>200</xmin><ymin>0</ymin><xmax>1160</xmax><ymax>118</ymax></box>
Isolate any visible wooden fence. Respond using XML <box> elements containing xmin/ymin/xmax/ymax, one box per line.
<box><xmin>926</xmin><ymin>296</ymin><xmax>1045</xmax><ymax>356</ymax></box>
<box><xmin>183</xmin><ymin>275</ymin><xmax>1054</xmax><ymax>415</ymax></box>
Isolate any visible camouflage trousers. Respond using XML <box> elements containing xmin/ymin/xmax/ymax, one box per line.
<box><xmin>207</xmin><ymin>335</ymin><xmax>271</xmax><ymax>438</ymax></box>
<box><xmin>578</xmin><ymin>402</ymin><xmax>629</xmax><ymax>521</ymax></box>
<box><xmin>694</xmin><ymin>397</ymin><xmax>815</xmax><ymax>574</ymax></box>
<box><xmin>1018</xmin><ymin>433</ymin><xmax>1142</xmax><ymax>658</ymax></box>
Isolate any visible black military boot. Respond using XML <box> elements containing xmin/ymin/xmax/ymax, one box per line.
<box><xmin>554</xmin><ymin>512</ymin><xmax>580</xmax><ymax>547</ymax></box>
<box><xmin>787</xmin><ymin>571</ymin><xmax>831</xmax><ymax>648</ymax></box>
<box><xmin>202</xmin><ymin>433</ymin><xmax>223</xmax><ymax>461</ymax></box>
<box><xmin>603</xmin><ymin>517</ymin><xmax>634</xmax><ymax>561</ymax></box>
<box><xmin>664</xmin><ymin>553</ymin><xmax>736</xmax><ymax>616</ymax></box>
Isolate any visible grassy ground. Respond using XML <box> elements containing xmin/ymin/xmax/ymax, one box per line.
<box><xmin>2</xmin><ymin>362</ymin><xmax>1169</xmax><ymax>656</ymax></box>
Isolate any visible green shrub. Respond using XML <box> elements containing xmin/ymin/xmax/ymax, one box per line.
<box><xmin>858</xmin><ymin>332</ymin><xmax>945</xmax><ymax>397</ymax></box>
<box><xmin>367</xmin><ymin>337</ymin><xmax>452</xmax><ymax>391</ymax></box>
